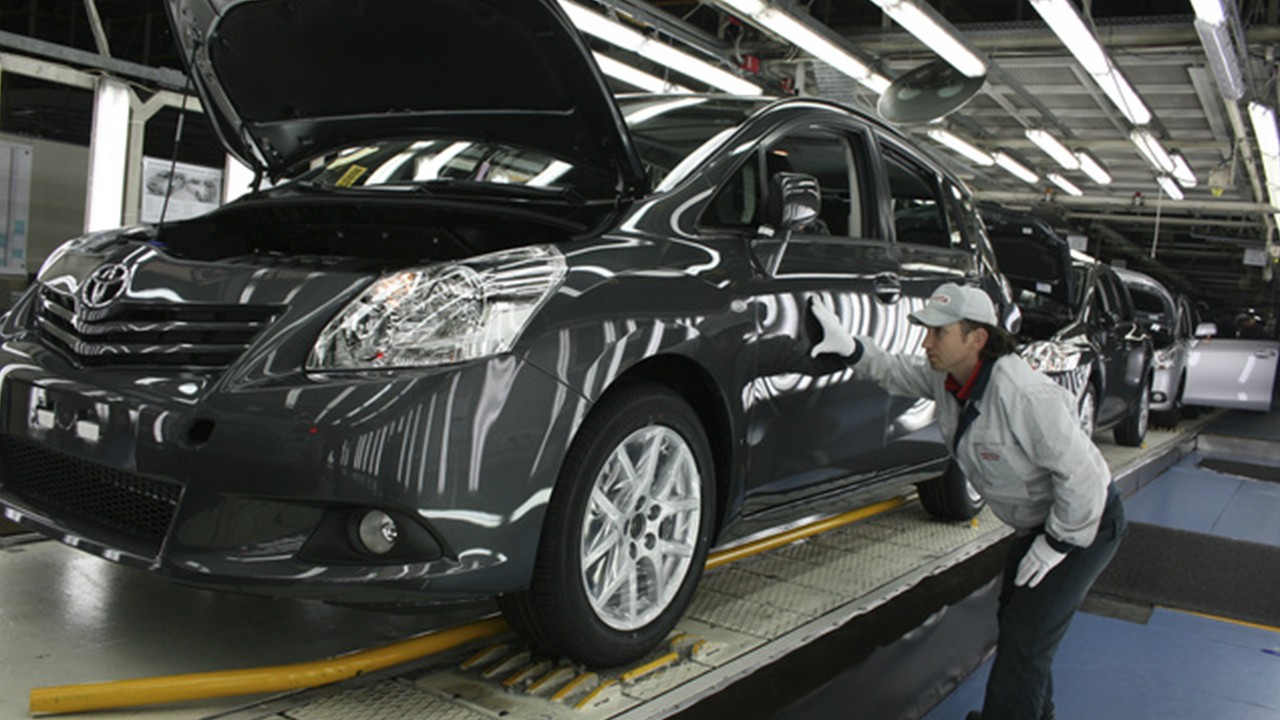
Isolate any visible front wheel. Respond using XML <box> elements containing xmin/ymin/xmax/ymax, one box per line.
<box><xmin>918</xmin><ymin>461</ymin><xmax>984</xmax><ymax>520</ymax></box>
<box><xmin>498</xmin><ymin>383</ymin><xmax>715</xmax><ymax>668</ymax></box>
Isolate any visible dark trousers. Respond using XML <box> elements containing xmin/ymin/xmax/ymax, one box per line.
<box><xmin>980</xmin><ymin>486</ymin><xmax>1127</xmax><ymax>720</ymax></box>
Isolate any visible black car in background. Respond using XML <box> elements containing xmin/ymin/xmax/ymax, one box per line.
<box><xmin>0</xmin><ymin>0</ymin><xmax>1011</xmax><ymax>667</ymax></box>
<box><xmin>981</xmin><ymin>206</ymin><xmax>1153</xmax><ymax>446</ymax></box>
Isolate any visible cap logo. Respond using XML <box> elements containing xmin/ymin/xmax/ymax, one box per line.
<box><xmin>931</xmin><ymin>294</ymin><xmax>951</xmax><ymax>304</ymax></box>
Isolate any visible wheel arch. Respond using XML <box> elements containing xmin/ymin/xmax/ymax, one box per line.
<box><xmin>601</xmin><ymin>354</ymin><xmax>736</xmax><ymax>541</ymax></box>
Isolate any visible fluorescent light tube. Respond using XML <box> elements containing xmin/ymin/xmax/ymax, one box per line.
<box><xmin>1026</xmin><ymin>129</ymin><xmax>1080</xmax><ymax>170</ymax></box>
<box><xmin>1195</xmin><ymin>18</ymin><xmax>1245</xmax><ymax>101</ymax></box>
<box><xmin>868</xmin><ymin>0</ymin><xmax>987</xmax><ymax>78</ymax></box>
<box><xmin>560</xmin><ymin>1</ymin><xmax>761</xmax><ymax>95</ymax></box>
<box><xmin>594</xmin><ymin>53</ymin><xmax>692</xmax><ymax>93</ymax></box>
<box><xmin>1028</xmin><ymin>0</ymin><xmax>1151</xmax><ymax>125</ymax></box>
<box><xmin>1249</xmin><ymin>102</ymin><xmax>1280</xmax><ymax>203</ymax></box>
<box><xmin>1157</xmin><ymin>175</ymin><xmax>1185</xmax><ymax>200</ymax></box>
<box><xmin>1190</xmin><ymin>0</ymin><xmax>1227</xmax><ymax>25</ymax></box>
<box><xmin>1075</xmin><ymin>150</ymin><xmax>1112</xmax><ymax>185</ymax></box>
<box><xmin>1130</xmin><ymin>129</ymin><xmax>1176</xmax><ymax>174</ymax></box>
<box><xmin>85</xmin><ymin>77</ymin><xmax>131</xmax><ymax>232</ymax></box>
<box><xmin>927</xmin><ymin>128</ymin><xmax>994</xmax><ymax>166</ymax></box>
<box><xmin>1170</xmin><ymin>152</ymin><xmax>1198</xmax><ymax>187</ymax></box>
<box><xmin>993</xmin><ymin>151</ymin><xmax>1039</xmax><ymax>184</ymax></box>
<box><xmin>719</xmin><ymin>0</ymin><xmax>891</xmax><ymax>93</ymax></box>
<box><xmin>1046</xmin><ymin>172</ymin><xmax>1083</xmax><ymax>197</ymax></box>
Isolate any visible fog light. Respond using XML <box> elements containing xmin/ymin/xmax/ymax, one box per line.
<box><xmin>356</xmin><ymin>510</ymin><xmax>399</xmax><ymax>555</ymax></box>
<box><xmin>1151</xmin><ymin>391</ymin><xmax>1167</xmax><ymax>403</ymax></box>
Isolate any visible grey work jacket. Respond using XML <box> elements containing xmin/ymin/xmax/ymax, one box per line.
<box><xmin>853</xmin><ymin>338</ymin><xmax>1111</xmax><ymax>549</ymax></box>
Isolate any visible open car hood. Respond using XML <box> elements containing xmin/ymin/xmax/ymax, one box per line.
<box><xmin>165</xmin><ymin>0</ymin><xmax>648</xmax><ymax>195</ymax></box>
<box><xmin>981</xmin><ymin>208</ymin><xmax>1076</xmax><ymax>310</ymax></box>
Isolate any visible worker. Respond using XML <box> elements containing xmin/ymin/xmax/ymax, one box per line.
<box><xmin>809</xmin><ymin>283</ymin><xmax>1127</xmax><ymax>720</ymax></box>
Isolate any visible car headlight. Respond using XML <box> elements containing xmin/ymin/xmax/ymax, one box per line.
<box><xmin>1020</xmin><ymin>340</ymin><xmax>1083</xmax><ymax>373</ymax></box>
<box><xmin>1153</xmin><ymin>348</ymin><xmax>1174</xmax><ymax>370</ymax></box>
<box><xmin>308</xmin><ymin>245</ymin><xmax>566</xmax><ymax>370</ymax></box>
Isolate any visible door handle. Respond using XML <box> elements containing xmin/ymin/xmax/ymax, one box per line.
<box><xmin>874</xmin><ymin>273</ymin><xmax>901</xmax><ymax>304</ymax></box>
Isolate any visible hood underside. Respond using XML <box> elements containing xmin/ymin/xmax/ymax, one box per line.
<box><xmin>166</xmin><ymin>0</ymin><xmax>647</xmax><ymax>196</ymax></box>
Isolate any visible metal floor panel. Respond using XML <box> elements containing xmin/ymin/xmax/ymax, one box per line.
<box><xmin>0</xmin><ymin>417</ymin><xmax>1207</xmax><ymax>720</ymax></box>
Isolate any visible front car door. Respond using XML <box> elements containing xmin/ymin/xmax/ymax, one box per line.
<box><xmin>713</xmin><ymin>122</ymin><xmax>909</xmax><ymax>517</ymax></box>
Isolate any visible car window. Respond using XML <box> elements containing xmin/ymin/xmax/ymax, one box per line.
<box><xmin>883</xmin><ymin>146</ymin><xmax>952</xmax><ymax>248</ymax></box>
<box><xmin>1129</xmin><ymin>286</ymin><xmax>1168</xmax><ymax>318</ymax></box>
<box><xmin>704</xmin><ymin>128</ymin><xmax>869</xmax><ymax>237</ymax></box>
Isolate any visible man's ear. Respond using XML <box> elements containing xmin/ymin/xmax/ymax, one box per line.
<box><xmin>970</xmin><ymin>326</ymin><xmax>990</xmax><ymax>350</ymax></box>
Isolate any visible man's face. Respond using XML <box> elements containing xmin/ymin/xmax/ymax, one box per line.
<box><xmin>921</xmin><ymin>321</ymin><xmax>986</xmax><ymax>378</ymax></box>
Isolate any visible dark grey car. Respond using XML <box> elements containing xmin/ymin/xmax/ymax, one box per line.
<box><xmin>981</xmin><ymin>206</ymin><xmax>1153</xmax><ymax>446</ymax></box>
<box><xmin>0</xmin><ymin>0</ymin><xmax>1010</xmax><ymax>667</ymax></box>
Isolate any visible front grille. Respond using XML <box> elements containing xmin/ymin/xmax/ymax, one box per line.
<box><xmin>0</xmin><ymin>435</ymin><xmax>181</xmax><ymax>552</ymax></box>
<box><xmin>36</xmin><ymin>286</ymin><xmax>279</xmax><ymax>368</ymax></box>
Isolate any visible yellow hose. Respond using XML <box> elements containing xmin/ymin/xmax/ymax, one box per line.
<box><xmin>29</xmin><ymin>616</ymin><xmax>509</xmax><ymax>715</ymax></box>
<box><xmin>705</xmin><ymin>496</ymin><xmax>907</xmax><ymax>569</ymax></box>
<box><xmin>31</xmin><ymin>494</ymin><xmax>909</xmax><ymax>715</ymax></box>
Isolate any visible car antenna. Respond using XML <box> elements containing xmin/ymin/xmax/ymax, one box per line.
<box><xmin>157</xmin><ymin>78</ymin><xmax>193</xmax><ymax>229</ymax></box>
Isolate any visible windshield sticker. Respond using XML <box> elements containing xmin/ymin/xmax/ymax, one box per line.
<box><xmin>328</xmin><ymin>146</ymin><xmax>379</xmax><ymax>168</ymax></box>
<box><xmin>335</xmin><ymin>165</ymin><xmax>368</xmax><ymax>188</ymax></box>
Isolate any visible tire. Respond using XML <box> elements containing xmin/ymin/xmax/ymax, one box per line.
<box><xmin>498</xmin><ymin>383</ymin><xmax>715</xmax><ymax>668</ymax></box>
<box><xmin>917</xmin><ymin>460</ymin><xmax>984</xmax><ymax>520</ymax></box>
<box><xmin>1113</xmin><ymin>377</ymin><xmax>1151</xmax><ymax>447</ymax></box>
<box><xmin>1077</xmin><ymin>383</ymin><xmax>1098</xmax><ymax>439</ymax></box>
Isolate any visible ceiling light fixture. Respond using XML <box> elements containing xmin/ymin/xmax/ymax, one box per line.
<box><xmin>866</xmin><ymin>0</ymin><xmax>987</xmax><ymax>78</ymax></box>
<box><xmin>1046</xmin><ymin>172</ymin><xmax>1084</xmax><ymax>197</ymax></box>
<box><xmin>1190</xmin><ymin>0</ymin><xmax>1227</xmax><ymax>25</ymax></box>
<box><xmin>1129</xmin><ymin>128</ymin><xmax>1176</xmax><ymax>174</ymax></box>
<box><xmin>718</xmin><ymin>0</ymin><xmax>891</xmax><ymax>94</ymax></box>
<box><xmin>1156</xmin><ymin>175</ymin><xmax>1185</xmax><ymax>201</ymax></box>
<box><xmin>1028</xmin><ymin>0</ymin><xmax>1152</xmax><ymax>125</ymax></box>
<box><xmin>992</xmin><ymin>151</ymin><xmax>1039</xmax><ymax>184</ymax></box>
<box><xmin>1248</xmin><ymin>101</ymin><xmax>1280</xmax><ymax>211</ymax></box>
<box><xmin>1075</xmin><ymin>149</ymin><xmax>1112</xmax><ymax>185</ymax></box>
<box><xmin>927</xmin><ymin>128</ymin><xmax>994</xmax><ymax>166</ymax></box>
<box><xmin>1026</xmin><ymin>129</ymin><xmax>1080</xmax><ymax>170</ymax></box>
<box><xmin>1170</xmin><ymin>152</ymin><xmax>1198</xmax><ymax>187</ymax></box>
<box><xmin>560</xmin><ymin>0</ymin><xmax>761</xmax><ymax>95</ymax></box>
<box><xmin>1194</xmin><ymin>18</ymin><xmax>1245</xmax><ymax>101</ymax></box>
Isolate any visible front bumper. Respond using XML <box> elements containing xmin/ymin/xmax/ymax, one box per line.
<box><xmin>0</xmin><ymin>340</ymin><xmax>581</xmax><ymax>604</ymax></box>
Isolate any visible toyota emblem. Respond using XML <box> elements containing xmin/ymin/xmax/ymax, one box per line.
<box><xmin>80</xmin><ymin>263</ymin><xmax>130</xmax><ymax>309</ymax></box>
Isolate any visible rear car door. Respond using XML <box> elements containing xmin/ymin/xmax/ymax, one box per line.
<box><xmin>876</xmin><ymin>142</ymin><xmax>975</xmax><ymax>476</ymax></box>
<box><xmin>1093</xmin><ymin>268</ymin><xmax>1148</xmax><ymax>423</ymax></box>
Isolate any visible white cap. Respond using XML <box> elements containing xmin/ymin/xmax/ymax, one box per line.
<box><xmin>909</xmin><ymin>283</ymin><xmax>998</xmax><ymax>327</ymax></box>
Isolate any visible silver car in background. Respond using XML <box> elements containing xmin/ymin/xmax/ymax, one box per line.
<box><xmin>1184</xmin><ymin>321</ymin><xmax>1280</xmax><ymax>413</ymax></box>
<box><xmin>1114</xmin><ymin>268</ymin><xmax>1193</xmax><ymax>427</ymax></box>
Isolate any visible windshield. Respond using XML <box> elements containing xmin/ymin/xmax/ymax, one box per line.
<box><xmin>298</xmin><ymin>139</ymin><xmax>613</xmax><ymax>196</ymax></box>
<box><xmin>618</xmin><ymin>95</ymin><xmax>770</xmax><ymax>189</ymax></box>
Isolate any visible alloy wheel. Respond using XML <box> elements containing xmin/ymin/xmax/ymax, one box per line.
<box><xmin>580</xmin><ymin>425</ymin><xmax>702</xmax><ymax>631</ymax></box>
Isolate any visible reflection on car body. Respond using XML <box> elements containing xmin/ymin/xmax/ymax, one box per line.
<box><xmin>980</xmin><ymin>205</ymin><xmax>1153</xmax><ymax>446</ymax></box>
<box><xmin>0</xmin><ymin>0</ymin><xmax>1011</xmax><ymax>667</ymax></box>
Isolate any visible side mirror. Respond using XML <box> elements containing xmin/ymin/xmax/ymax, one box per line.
<box><xmin>1194</xmin><ymin>321</ymin><xmax>1218</xmax><ymax>338</ymax></box>
<box><xmin>766</xmin><ymin>172</ymin><xmax>821</xmax><ymax>233</ymax></box>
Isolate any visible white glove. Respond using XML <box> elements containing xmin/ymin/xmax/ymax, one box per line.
<box><xmin>1015</xmin><ymin>535</ymin><xmax>1068</xmax><ymax>588</ymax></box>
<box><xmin>809</xmin><ymin>299</ymin><xmax>856</xmax><ymax>358</ymax></box>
